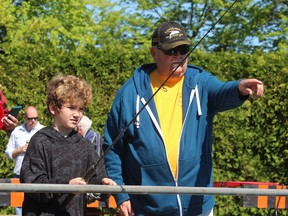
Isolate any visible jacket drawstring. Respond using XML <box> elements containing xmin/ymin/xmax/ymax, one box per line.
<box><xmin>189</xmin><ymin>85</ymin><xmax>202</xmax><ymax>116</ymax></box>
<box><xmin>139</xmin><ymin>97</ymin><xmax>164</xmax><ymax>140</ymax></box>
<box><xmin>135</xmin><ymin>95</ymin><xmax>140</xmax><ymax>128</ymax></box>
<box><xmin>136</xmin><ymin>85</ymin><xmax>202</xmax><ymax>130</ymax></box>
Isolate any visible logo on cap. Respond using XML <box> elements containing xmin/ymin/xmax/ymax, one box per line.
<box><xmin>168</xmin><ymin>30</ymin><xmax>182</xmax><ymax>39</ymax></box>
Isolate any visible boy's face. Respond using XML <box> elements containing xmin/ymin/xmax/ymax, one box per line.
<box><xmin>50</xmin><ymin>103</ymin><xmax>85</xmax><ymax>135</ymax></box>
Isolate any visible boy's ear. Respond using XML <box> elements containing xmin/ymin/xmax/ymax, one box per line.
<box><xmin>48</xmin><ymin>102</ymin><xmax>56</xmax><ymax>115</ymax></box>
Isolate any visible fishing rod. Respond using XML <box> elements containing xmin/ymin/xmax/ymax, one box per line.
<box><xmin>62</xmin><ymin>0</ymin><xmax>239</xmax><ymax>208</ymax></box>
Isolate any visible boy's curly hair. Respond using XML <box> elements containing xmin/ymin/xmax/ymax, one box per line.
<box><xmin>47</xmin><ymin>74</ymin><xmax>92</xmax><ymax>113</ymax></box>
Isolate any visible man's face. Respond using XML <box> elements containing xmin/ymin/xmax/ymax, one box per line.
<box><xmin>150</xmin><ymin>45</ymin><xmax>189</xmax><ymax>81</ymax></box>
<box><xmin>24</xmin><ymin>109</ymin><xmax>38</xmax><ymax>130</ymax></box>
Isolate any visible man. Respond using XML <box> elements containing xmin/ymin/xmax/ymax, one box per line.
<box><xmin>0</xmin><ymin>89</ymin><xmax>18</xmax><ymax>131</ymax></box>
<box><xmin>76</xmin><ymin>115</ymin><xmax>103</xmax><ymax>156</ymax></box>
<box><xmin>5</xmin><ymin>106</ymin><xmax>45</xmax><ymax>177</ymax></box>
<box><xmin>103</xmin><ymin>21</ymin><xmax>264</xmax><ymax>216</ymax></box>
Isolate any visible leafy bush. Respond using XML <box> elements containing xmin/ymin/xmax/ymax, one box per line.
<box><xmin>0</xmin><ymin>48</ymin><xmax>287</xmax><ymax>215</ymax></box>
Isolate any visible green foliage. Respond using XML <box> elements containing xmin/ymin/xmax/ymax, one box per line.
<box><xmin>0</xmin><ymin>206</ymin><xmax>14</xmax><ymax>215</ymax></box>
<box><xmin>120</xmin><ymin>0</ymin><xmax>288</xmax><ymax>53</ymax></box>
<box><xmin>0</xmin><ymin>131</ymin><xmax>13</xmax><ymax>178</ymax></box>
<box><xmin>0</xmin><ymin>0</ymin><xmax>287</xmax><ymax>215</ymax></box>
<box><xmin>1</xmin><ymin>50</ymin><xmax>288</xmax><ymax>215</ymax></box>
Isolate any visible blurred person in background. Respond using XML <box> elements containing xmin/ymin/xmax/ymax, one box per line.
<box><xmin>76</xmin><ymin>115</ymin><xmax>103</xmax><ymax>156</ymax></box>
<box><xmin>5</xmin><ymin>106</ymin><xmax>44</xmax><ymax>215</ymax></box>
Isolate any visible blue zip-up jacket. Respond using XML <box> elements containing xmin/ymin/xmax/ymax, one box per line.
<box><xmin>103</xmin><ymin>63</ymin><xmax>246</xmax><ymax>216</ymax></box>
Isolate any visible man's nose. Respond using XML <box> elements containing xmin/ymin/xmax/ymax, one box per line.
<box><xmin>173</xmin><ymin>50</ymin><xmax>182</xmax><ymax>57</ymax></box>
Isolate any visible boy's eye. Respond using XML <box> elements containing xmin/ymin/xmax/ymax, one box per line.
<box><xmin>66</xmin><ymin>106</ymin><xmax>85</xmax><ymax>112</ymax></box>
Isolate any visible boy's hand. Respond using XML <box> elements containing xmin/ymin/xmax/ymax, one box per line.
<box><xmin>69</xmin><ymin>177</ymin><xmax>86</xmax><ymax>185</ymax></box>
<box><xmin>102</xmin><ymin>177</ymin><xmax>117</xmax><ymax>185</ymax></box>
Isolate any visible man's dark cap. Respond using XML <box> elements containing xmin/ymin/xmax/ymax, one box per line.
<box><xmin>151</xmin><ymin>21</ymin><xmax>190</xmax><ymax>51</ymax></box>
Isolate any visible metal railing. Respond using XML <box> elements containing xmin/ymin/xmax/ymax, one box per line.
<box><xmin>0</xmin><ymin>184</ymin><xmax>287</xmax><ymax>196</ymax></box>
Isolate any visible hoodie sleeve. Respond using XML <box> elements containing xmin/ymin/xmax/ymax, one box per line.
<box><xmin>204</xmin><ymin>74</ymin><xmax>246</xmax><ymax>113</ymax></box>
<box><xmin>103</xmin><ymin>90</ymin><xmax>131</xmax><ymax>206</ymax></box>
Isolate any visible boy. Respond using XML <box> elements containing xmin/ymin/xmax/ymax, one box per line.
<box><xmin>20</xmin><ymin>74</ymin><xmax>115</xmax><ymax>215</ymax></box>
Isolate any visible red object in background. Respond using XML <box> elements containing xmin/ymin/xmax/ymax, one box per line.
<box><xmin>214</xmin><ymin>181</ymin><xmax>279</xmax><ymax>188</ymax></box>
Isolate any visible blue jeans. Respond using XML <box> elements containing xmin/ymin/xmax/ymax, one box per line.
<box><xmin>15</xmin><ymin>207</ymin><xmax>22</xmax><ymax>215</ymax></box>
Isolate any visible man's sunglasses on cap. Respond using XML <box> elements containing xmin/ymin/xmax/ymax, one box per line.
<box><xmin>158</xmin><ymin>45</ymin><xmax>190</xmax><ymax>56</ymax></box>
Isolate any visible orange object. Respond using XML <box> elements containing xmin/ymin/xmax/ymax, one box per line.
<box><xmin>257</xmin><ymin>185</ymin><xmax>269</xmax><ymax>208</ymax></box>
<box><xmin>10</xmin><ymin>178</ymin><xmax>24</xmax><ymax>207</ymax></box>
<box><xmin>242</xmin><ymin>184</ymin><xmax>287</xmax><ymax>209</ymax></box>
<box><xmin>275</xmin><ymin>185</ymin><xmax>286</xmax><ymax>209</ymax></box>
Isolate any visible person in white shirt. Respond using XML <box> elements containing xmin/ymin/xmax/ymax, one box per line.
<box><xmin>5</xmin><ymin>106</ymin><xmax>45</xmax><ymax>177</ymax></box>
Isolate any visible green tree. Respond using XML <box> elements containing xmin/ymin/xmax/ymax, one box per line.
<box><xmin>119</xmin><ymin>0</ymin><xmax>288</xmax><ymax>53</ymax></box>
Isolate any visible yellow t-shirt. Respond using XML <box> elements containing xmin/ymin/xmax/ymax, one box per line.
<box><xmin>150</xmin><ymin>69</ymin><xmax>183</xmax><ymax>177</ymax></box>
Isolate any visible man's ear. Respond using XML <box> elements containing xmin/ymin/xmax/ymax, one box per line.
<box><xmin>150</xmin><ymin>47</ymin><xmax>157</xmax><ymax>60</ymax></box>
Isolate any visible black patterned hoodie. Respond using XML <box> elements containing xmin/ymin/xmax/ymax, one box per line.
<box><xmin>20</xmin><ymin>126</ymin><xmax>107</xmax><ymax>216</ymax></box>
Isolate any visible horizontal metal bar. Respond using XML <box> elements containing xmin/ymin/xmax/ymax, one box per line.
<box><xmin>0</xmin><ymin>184</ymin><xmax>287</xmax><ymax>196</ymax></box>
